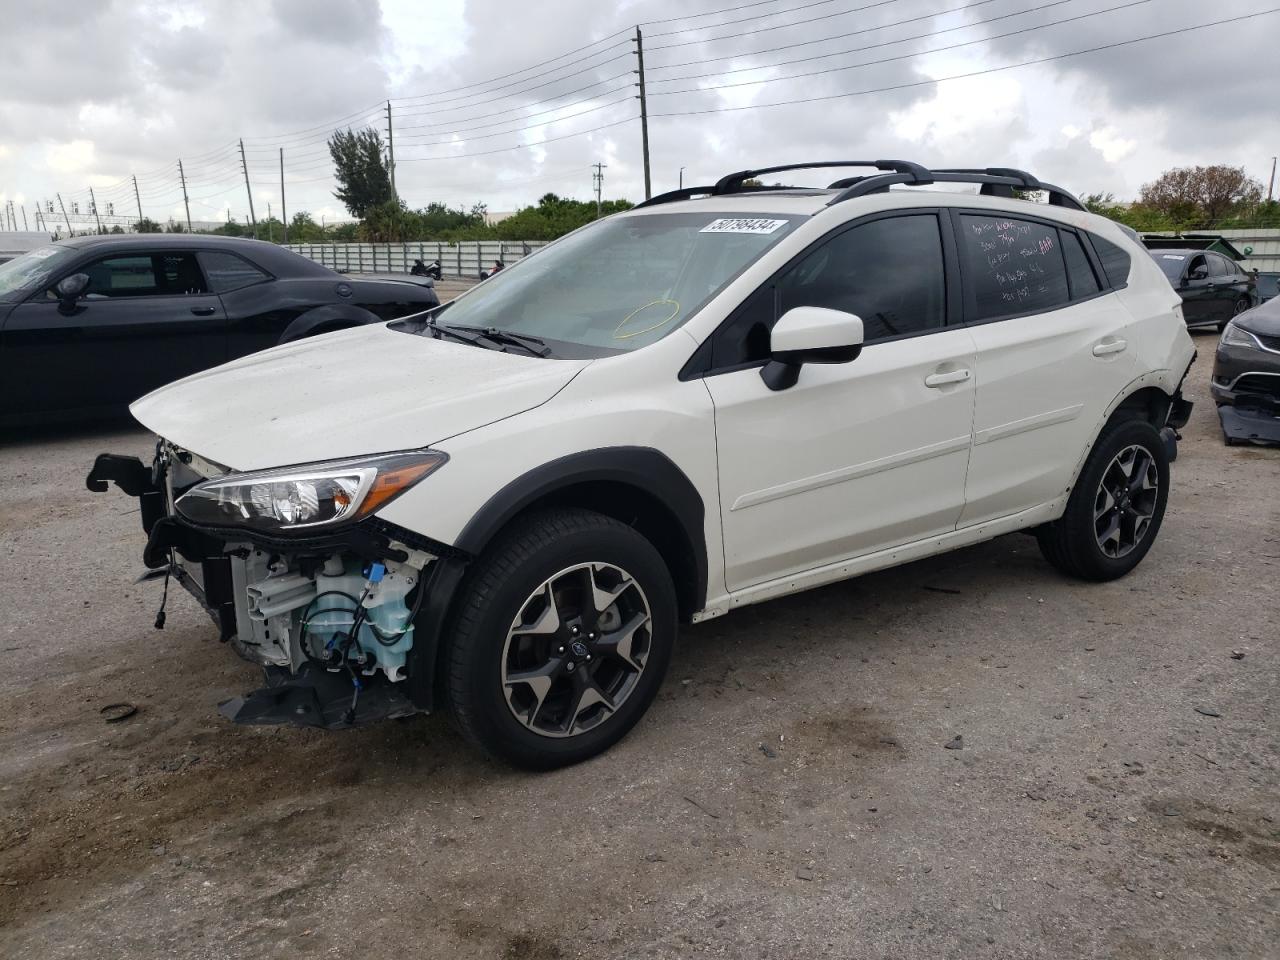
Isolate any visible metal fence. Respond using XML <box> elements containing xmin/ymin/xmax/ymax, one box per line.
<box><xmin>286</xmin><ymin>240</ymin><xmax>549</xmax><ymax>279</ymax></box>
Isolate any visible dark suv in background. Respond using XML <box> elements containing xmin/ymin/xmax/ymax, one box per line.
<box><xmin>1150</xmin><ymin>248</ymin><xmax>1257</xmax><ymax>330</ymax></box>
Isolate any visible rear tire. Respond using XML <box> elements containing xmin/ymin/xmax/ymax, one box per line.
<box><xmin>1036</xmin><ymin>418</ymin><xmax>1170</xmax><ymax>581</ymax></box>
<box><xmin>443</xmin><ymin>509</ymin><xmax>677</xmax><ymax>769</ymax></box>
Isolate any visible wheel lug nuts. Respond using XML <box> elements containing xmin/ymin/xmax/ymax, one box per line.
<box><xmin>557</xmin><ymin>646</ymin><xmax>565</xmax><ymax>654</ymax></box>
<box><xmin>586</xmin><ymin>654</ymin><xmax>592</xmax><ymax>661</ymax></box>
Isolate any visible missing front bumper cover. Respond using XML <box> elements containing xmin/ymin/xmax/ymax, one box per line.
<box><xmin>219</xmin><ymin>664</ymin><xmax>420</xmax><ymax>729</ymax></box>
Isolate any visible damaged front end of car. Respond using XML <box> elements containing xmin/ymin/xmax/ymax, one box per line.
<box><xmin>86</xmin><ymin>442</ymin><xmax>467</xmax><ymax>729</ymax></box>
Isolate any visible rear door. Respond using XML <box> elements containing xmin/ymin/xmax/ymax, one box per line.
<box><xmin>955</xmin><ymin>212</ymin><xmax>1137</xmax><ymax>527</ymax></box>
<box><xmin>1</xmin><ymin>250</ymin><xmax>226</xmax><ymax>417</ymax></box>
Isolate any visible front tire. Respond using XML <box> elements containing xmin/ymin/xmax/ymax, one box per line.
<box><xmin>1036</xmin><ymin>418</ymin><xmax>1170</xmax><ymax>581</ymax></box>
<box><xmin>443</xmin><ymin>509</ymin><xmax>677</xmax><ymax>769</ymax></box>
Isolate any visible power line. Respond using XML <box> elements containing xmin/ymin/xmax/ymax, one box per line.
<box><xmin>650</xmin><ymin>0</ymin><xmax>1152</xmax><ymax>94</ymax></box>
<box><xmin>396</xmin><ymin>114</ymin><xmax>638</xmax><ymax>163</ymax></box>
<box><xmin>651</xmin><ymin>8</ymin><xmax>1280</xmax><ymax>117</ymax></box>
<box><xmin>646</xmin><ymin>0</ymin><xmax>1003</xmax><ymax>71</ymax></box>
<box><xmin>646</xmin><ymin>0</ymin><xmax>907</xmax><ymax>49</ymax></box>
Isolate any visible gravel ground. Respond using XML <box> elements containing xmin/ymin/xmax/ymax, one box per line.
<box><xmin>0</xmin><ymin>337</ymin><xmax>1276</xmax><ymax>959</ymax></box>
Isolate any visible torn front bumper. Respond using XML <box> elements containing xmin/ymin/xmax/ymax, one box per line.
<box><xmin>86</xmin><ymin>446</ymin><xmax>469</xmax><ymax>727</ymax></box>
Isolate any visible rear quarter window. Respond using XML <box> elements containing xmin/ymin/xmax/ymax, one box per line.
<box><xmin>199</xmin><ymin>251</ymin><xmax>271</xmax><ymax>293</ymax></box>
<box><xmin>1089</xmin><ymin>234</ymin><xmax>1132</xmax><ymax>288</ymax></box>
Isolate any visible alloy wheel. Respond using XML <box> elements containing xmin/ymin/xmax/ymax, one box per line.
<box><xmin>501</xmin><ymin>562</ymin><xmax>653</xmax><ymax>738</ymax></box>
<box><xmin>1093</xmin><ymin>444</ymin><xmax>1160</xmax><ymax>559</ymax></box>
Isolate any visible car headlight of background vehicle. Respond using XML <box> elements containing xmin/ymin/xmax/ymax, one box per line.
<box><xmin>1221</xmin><ymin>322</ymin><xmax>1264</xmax><ymax>350</ymax></box>
<box><xmin>175</xmin><ymin>451</ymin><xmax>447</xmax><ymax>533</ymax></box>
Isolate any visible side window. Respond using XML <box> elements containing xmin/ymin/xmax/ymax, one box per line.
<box><xmin>1089</xmin><ymin>234</ymin><xmax>1132</xmax><ymax>288</ymax></box>
<box><xmin>959</xmin><ymin>215</ymin><xmax>1070</xmax><ymax>321</ymax></box>
<box><xmin>79</xmin><ymin>255</ymin><xmax>159</xmax><ymax>298</ymax></box>
<box><xmin>778</xmin><ymin>214</ymin><xmax>945</xmax><ymax>343</ymax></box>
<box><xmin>1188</xmin><ymin>254</ymin><xmax>1209</xmax><ymax>279</ymax></box>
<box><xmin>72</xmin><ymin>252</ymin><xmax>207</xmax><ymax>299</ymax></box>
<box><xmin>200</xmin><ymin>251</ymin><xmax>270</xmax><ymax>293</ymax></box>
<box><xmin>1210</xmin><ymin>254</ymin><xmax>1234</xmax><ymax>278</ymax></box>
<box><xmin>709</xmin><ymin>214</ymin><xmax>947</xmax><ymax>368</ymax></box>
<box><xmin>1061</xmin><ymin>230</ymin><xmax>1101</xmax><ymax>300</ymax></box>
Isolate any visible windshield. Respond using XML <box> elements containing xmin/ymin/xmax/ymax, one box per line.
<box><xmin>0</xmin><ymin>245</ymin><xmax>77</xmax><ymax>300</ymax></box>
<box><xmin>1151</xmin><ymin>253</ymin><xmax>1188</xmax><ymax>281</ymax></box>
<box><xmin>432</xmin><ymin>212</ymin><xmax>801</xmax><ymax>356</ymax></box>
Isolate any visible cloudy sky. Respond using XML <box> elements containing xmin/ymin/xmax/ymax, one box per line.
<box><xmin>0</xmin><ymin>0</ymin><xmax>1276</xmax><ymax>232</ymax></box>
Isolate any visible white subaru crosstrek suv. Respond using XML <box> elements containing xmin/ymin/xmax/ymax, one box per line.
<box><xmin>89</xmin><ymin>161</ymin><xmax>1195</xmax><ymax>769</ymax></box>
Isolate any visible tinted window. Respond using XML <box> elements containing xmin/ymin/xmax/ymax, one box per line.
<box><xmin>1090</xmin><ymin>234</ymin><xmax>1132</xmax><ymax>288</ymax></box>
<box><xmin>778</xmin><ymin>215</ymin><xmax>945</xmax><ymax>342</ymax></box>
<box><xmin>1062</xmin><ymin>230</ymin><xmax>1101</xmax><ymax>299</ymax></box>
<box><xmin>201</xmin><ymin>251</ymin><xmax>270</xmax><ymax>292</ymax></box>
<box><xmin>74</xmin><ymin>253</ymin><xmax>206</xmax><ymax>298</ymax></box>
<box><xmin>1211</xmin><ymin>254</ymin><xmax>1236</xmax><ymax>278</ymax></box>
<box><xmin>709</xmin><ymin>214</ymin><xmax>947</xmax><ymax>368</ymax></box>
<box><xmin>1153</xmin><ymin>253</ymin><xmax>1188</xmax><ymax>281</ymax></box>
<box><xmin>960</xmin><ymin>215</ymin><xmax>1069</xmax><ymax>320</ymax></box>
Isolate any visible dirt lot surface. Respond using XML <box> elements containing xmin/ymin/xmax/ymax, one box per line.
<box><xmin>1</xmin><ymin>339</ymin><xmax>1276</xmax><ymax>959</ymax></box>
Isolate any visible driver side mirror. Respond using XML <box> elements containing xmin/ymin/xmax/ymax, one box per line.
<box><xmin>54</xmin><ymin>273</ymin><xmax>90</xmax><ymax>311</ymax></box>
<box><xmin>761</xmin><ymin>306</ymin><xmax>863</xmax><ymax>391</ymax></box>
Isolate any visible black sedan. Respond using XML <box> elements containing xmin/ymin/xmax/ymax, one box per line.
<box><xmin>1212</xmin><ymin>296</ymin><xmax>1280</xmax><ymax>444</ymax></box>
<box><xmin>1150</xmin><ymin>248</ymin><xmax>1257</xmax><ymax>331</ymax></box>
<box><xmin>0</xmin><ymin>235</ymin><xmax>439</xmax><ymax>426</ymax></box>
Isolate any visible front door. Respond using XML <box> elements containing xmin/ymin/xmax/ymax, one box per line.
<box><xmin>703</xmin><ymin>212</ymin><xmax>977</xmax><ymax>593</ymax></box>
<box><xmin>1</xmin><ymin>250</ymin><xmax>226</xmax><ymax>418</ymax></box>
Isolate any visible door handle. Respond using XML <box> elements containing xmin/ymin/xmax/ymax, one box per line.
<box><xmin>924</xmin><ymin>368</ymin><xmax>971</xmax><ymax>388</ymax></box>
<box><xmin>1092</xmin><ymin>338</ymin><xmax>1127</xmax><ymax>357</ymax></box>
<box><xmin>190</xmin><ymin>306</ymin><xmax>216</xmax><ymax>316</ymax></box>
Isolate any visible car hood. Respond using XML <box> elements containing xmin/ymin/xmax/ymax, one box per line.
<box><xmin>1236</xmin><ymin>296</ymin><xmax>1280</xmax><ymax>337</ymax></box>
<box><xmin>130</xmin><ymin>323</ymin><xmax>589</xmax><ymax>471</ymax></box>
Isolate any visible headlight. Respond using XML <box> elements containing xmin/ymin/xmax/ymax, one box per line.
<box><xmin>1221</xmin><ymin>322</ymin><xmax>1263</xmax><ymax>350</ymax></box>
<box><xmin>175</xmin><ymin>451</ymin><xmax>447</xmax><ymax>533</ymax></box>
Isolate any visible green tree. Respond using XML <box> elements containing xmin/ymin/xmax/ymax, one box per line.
<box><xmin>286</xmin><ymin>211</ymin><xmax>329</xmax><ymax>243</ymax></box>
<box><xmin>133</xmin><ymin>217</ymin><xmax>163</xmax><ymax>233</ymax></box>
<box><xmin>328</xmin><ymin>127</ymin><xmax>393</xmax><ymax>218</ymax></box>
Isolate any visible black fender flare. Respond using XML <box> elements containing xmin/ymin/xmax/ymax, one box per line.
<box><xmin>278</xmin><ymin>304</ymin><xmax>381</xmax><ymax>344</ymax></box>
<box><xmin>453</xmin><ymin>447</ymin><xmax>708</xmax><ymax>607</ymax></box>
<box><xmin>405</xmin><ymin>447</ymin><xmax>708</xmax><ymax>713</ymax></box>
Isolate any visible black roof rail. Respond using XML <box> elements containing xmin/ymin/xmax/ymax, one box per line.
<box><xmin>714</xmin><ymin>160</ymin><xmax>932</xmax><ymax>196</ymax></box>
<box><xmin>635</xmin><ymin>160</ymin><xmax>1085</xmax><ymax>212</ymax></box>
<box><xmin>828</xmin><ymin>168</ymin><xmax>1085</xmax><ymax>211</ymax></box>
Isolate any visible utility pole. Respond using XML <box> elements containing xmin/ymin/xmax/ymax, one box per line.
<box><xmin>178</xmin><ymin>159</ymin><xmax>193</xmax><ymax>234</ymax></box>
<box><xmin>132</xmin><ymin>175</ymin><xmax>144</xmax><ymax>228</ymax></box>
<box><xmin>633</xmin><ymin>27</ymin><xmax>652</xmax><ymax>201</ymax></box>
<box><xmin>679</xmin><ymin>166</ymin><xmax>685</xmax><ymax>190</ymax></box>
<box><xmin>88</xmin><ymin>187</ymin><xmax>103</xmax><ymax>233</ymax></box>
<box><xmin>592</xmin><ymin>162</ymin><xmax>607</xmax><ymax>218</ymax></box>
<box><xmin>239</xmin><ymin>138</ymin><xmax>257</xmax><ymax>238</ymax></box>
<box><xmin>280</xmin><ymin>147</ymin><xmax>288</xmax><ymax>244</ymax></box>
<box><xmin>56</xmin><ymin>193</ymin><xmax>72</xmax><ymax>235</ymax></box>
<box><xmin>266</xmin><ymin>202</ymin><xmax>272</xmax><ymax>242</ymax></box>
<box><xmin>21</xmin><ymin>204</ymin><xmax>28</xmax><ymax>230</ymax></box>
<box><xmin>386</xmin><ymin>101</ymin><xmax>397</xmax><ymax>202</ymax></box>
<box><xmin>1269</xmin><ymin>156</ymin><xmax>1276</xmax><ymax>204</ymax></box>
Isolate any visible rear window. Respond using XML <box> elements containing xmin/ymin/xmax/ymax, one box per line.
<box><xmin>959</xmin><ymin>215</ymin><xmax>1070</xmax><ymax>321</ymax></box>
<box><xmin>1091</xmin><ymin>234</ymin><xmax>1132</xmax><ymax>287</ymax></box>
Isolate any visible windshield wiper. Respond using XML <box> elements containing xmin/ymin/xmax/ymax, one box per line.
<box><xmin>426</xmin><ymin>318</ymin><xmax>486</xmax><ymax>346</ymax></box>
<box><xmin>447</xmin><ymin>323</ymin><xmax>552</xmax><ymax>357</ymax></box>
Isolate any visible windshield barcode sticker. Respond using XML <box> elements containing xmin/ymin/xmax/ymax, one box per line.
<box><xmin>700</xmin><ymin>218</ymin><xmax>788</xmax><ymax>235</ymax></box>
<box><xmin>1160</xmin><ymin>254</ymin><xmax>1186</xmax><ymax>260</ymax></box>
